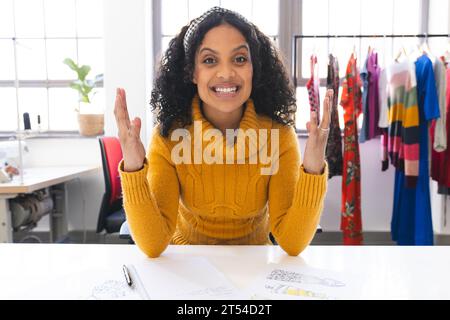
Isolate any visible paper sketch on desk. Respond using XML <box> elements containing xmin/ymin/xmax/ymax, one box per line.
<box><xmin>129</xmin><ymin>256</ymin><xmax>244</xmax><ymax>300</ymax></box>
<box><xmin>86</xmin><ymin>276</ymin><xmax>143</xmax><ymax>300</ymax></box>
<box><xmin>245</xmin><ymin>265</ymin><xmax>362</xmax><ymax>300</ymax></box>
<box><xmin>19</xmin><ymin>268</ymin><xmax>143</xmax><ymax>300</ymax></box>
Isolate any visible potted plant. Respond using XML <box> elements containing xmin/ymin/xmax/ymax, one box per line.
<box><xmin>63</xmin><ymin>58</ymin><xmax>104</xmax><ymax>136</ymax></box>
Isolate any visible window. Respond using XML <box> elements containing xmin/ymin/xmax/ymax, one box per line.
<box><xmin>159</xmin><ymin>0</ymin><xmax>279</xmax><ymax>61</ymax></box>
<box><xmin>0</xmin><ymin>0</ymin><xmax>104</xmax><ymax>132</ymax></box>
<box><xmin>296</xmin><ymin>0</ymin><xmax>432</xmax><ymax>130</ymax></box>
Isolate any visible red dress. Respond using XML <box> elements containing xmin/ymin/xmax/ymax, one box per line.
<box><xmin>340</xmin><ymin>54</ymin><xmax>363</xmax><ymax>245</ymax></box>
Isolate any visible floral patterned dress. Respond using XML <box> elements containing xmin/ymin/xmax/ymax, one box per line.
<box><xmin>306</xmin><ymin>54</ymin><xmax>320</xmax><ymax>124</ymax></box>
<box><xmin>339</xmin><ymin>53</ymin><xmax>363</xmax><ymax>245</ymax></box>
<box><xmin>326</xmin><ymin>54</ymin><xmax>343</xmax><ymax>179</ymax></box>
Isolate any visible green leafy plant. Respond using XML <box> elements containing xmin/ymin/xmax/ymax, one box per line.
<box><xmin>63</xmin><ymin>58</ymin><xmax>103</xmax><ymax>110</ymax></box>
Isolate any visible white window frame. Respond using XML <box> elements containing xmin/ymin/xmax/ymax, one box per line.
<box><xmin>291</xmin><ymin>0</ymin><xmax>431</xmax><ymax>133</ymax></box>
<box><xmin>0</xmin><ymin>0</ymin><xmax>104</xmax><ymax>134</ymax></box>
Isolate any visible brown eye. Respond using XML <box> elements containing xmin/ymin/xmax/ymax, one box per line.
<box><xmin>235</xmin><ymin>56</ymin><xmax>248</xmax><ymax>64</ymax></box>
<box><xmin>203</xmin><ymin>57</ymin><xmax>216</xmax><ymax>64</ymax></box>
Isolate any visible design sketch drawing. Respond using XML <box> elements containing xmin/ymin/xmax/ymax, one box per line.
<box><xmin>267</xmin><ymin>269</ymin><xmax>346</xmax><ymax>287</ymax></box>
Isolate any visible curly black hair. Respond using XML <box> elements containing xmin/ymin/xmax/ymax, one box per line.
<box><xmin>151</xmin><ymin>9</ymin><xmax>297</xmax><ymax>137</ymax></box>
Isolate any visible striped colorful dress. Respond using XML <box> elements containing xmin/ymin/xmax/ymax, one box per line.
<box><xmin>379</xmin><ymin>60</ymin><xmax>420</xmax><ymax>187</ymax></box>
<box><xmin>390</xmin><ymin>55</ymin><xmax>440</xmax><ymax>245</ymax></box>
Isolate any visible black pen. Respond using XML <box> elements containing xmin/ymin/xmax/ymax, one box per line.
<box><xmin>122</xmin><ymin>264</ymin><xmax>133</xmax><ymax>287</ymax></box>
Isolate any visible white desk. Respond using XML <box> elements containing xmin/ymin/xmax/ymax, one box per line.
<box><xmin>0</xmin><ymin>244</ymin><xmax>449</xmax><ymax>300</ymax></box>
<box><xmin>0</xmin><ymin>166</ymin><xmax>101</xmax><ymax>243</ymax></box>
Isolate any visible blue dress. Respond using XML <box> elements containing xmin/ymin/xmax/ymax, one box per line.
<box><xmin>391</xmin><ymin>55</ymin><xmax>440</xmax><ymax>245</ymax></box>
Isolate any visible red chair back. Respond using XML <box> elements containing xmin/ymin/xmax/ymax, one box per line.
<box><xmin>100</xmin><ymin>137</ymin><xmax>123</xmax><ymax>204</ymax></box>
<box><xmin>97</xmin><ymin>137</ymin><xmax>124</xmax><ymax>233</ymax></box>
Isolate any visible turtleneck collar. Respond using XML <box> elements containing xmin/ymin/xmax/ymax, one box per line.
<box><xmin>191</xmin><ymin>94</ymin><xmax>263</xmax><ymax>132</ymax></box>
<box><xmin>187</xmin><ymin>95</ymin><xmax>273</xmax><ymax>160</ymax></box>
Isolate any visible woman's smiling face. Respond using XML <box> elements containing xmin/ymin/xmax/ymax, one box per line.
<box><xmin>193</xmin><ymin>23</ymin><xmax>253</xmax><ymax>114</ymax></box>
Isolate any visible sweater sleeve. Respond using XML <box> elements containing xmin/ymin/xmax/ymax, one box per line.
<box><xmin>268</xmin><ymin>126</ymin><xmax>328</xmax><ymax>256</ymax></box>
<box><xmin>119</xmin><ymin>127</ymin><xmax>180</xmax><ymax>258</ymax></box>
<box><xmin>433</xmin><ymin>58</ymin><xmax>447</xmax><ymax>152</ymax></box>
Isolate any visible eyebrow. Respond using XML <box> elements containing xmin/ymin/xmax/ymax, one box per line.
<box><xmin>199</xmin><ymin>44</ymin><xmax>249</xmax><ymax>55</ymax></box>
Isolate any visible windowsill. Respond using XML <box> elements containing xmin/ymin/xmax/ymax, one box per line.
<box><xmin>0</xmin><ymin>131</ymin><xmax>104</xmax><ymax>141</ymax></box>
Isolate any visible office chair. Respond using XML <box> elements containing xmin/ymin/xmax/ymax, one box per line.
<box><xmin>97</xmin><ymin>137</ymin><xmax>127</xmax><ymax>236</ymax></box>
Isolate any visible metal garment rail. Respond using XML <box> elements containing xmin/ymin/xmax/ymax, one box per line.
<box><xmin>291</xmin><ymin>33</ymin><xmax>450</xmax><ymax>87</ymax></box>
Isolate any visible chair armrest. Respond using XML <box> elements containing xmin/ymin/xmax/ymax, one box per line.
<box><xmin>119</xmin><ymin>220</ymin><xmax>131</xmax><ymax>240</ymax></box>
<box><xmin>316</xmin><ymin>224</ymin><xmax>323</xmax><ymax>233</ymax></box>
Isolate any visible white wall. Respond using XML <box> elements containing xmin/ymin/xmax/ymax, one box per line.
<box><xmin>103</xmin><ymin>0</ymin><xmax>154</xmax><ymax>147</ymax></box>
<box><xmin>299</xmin><ymin>138</ymin><xmax>396</xmax><ymax>232</ymax></box>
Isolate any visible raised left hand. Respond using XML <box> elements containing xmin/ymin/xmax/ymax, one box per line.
<box><xmin>302</xmin><ymin>89</ymin><xmax>333</xmax><ymax>174</ymax></box>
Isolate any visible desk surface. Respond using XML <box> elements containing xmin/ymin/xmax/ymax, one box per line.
<box><xmin>0</xmin><ymin>166</ymin><xmax>101</xmax><ymax>194</ymax></box>
<box><xmin>0</xmin><ymin>244</ymin><xmax>449</xmax><ymax>300</ymax></box>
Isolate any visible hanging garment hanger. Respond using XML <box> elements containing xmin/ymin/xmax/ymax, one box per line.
<box><xmin>352</xmin><ymin>35</ymin><xmax>357</xmax><ymax>58</ymax></box>
<box><xmin>421</xmin><ymin>34</ymin><xmax>432</xmax><ymax>56</ymax></box>
<box><xmin>444</xmin><ymin>41</ymin><xmax>450</xmax><ymax>65</ymax></box>
<box><xmin>394</xmin><ymin>36</ymin><xmax>408</xmax><ymax>62</ymax></box>
<box><xmin>422</xmin><ymin>34</ymin><xmax>437</xmax><ymax>64</ymax></box>
<box><xmin>312</xmin><ymin>35</ymin><xmax>317</xmax><ymax>57</ymax></box>
<box><xmin>330</xmin><ymin>34</ymin><xmax>338</xmax><ymax>56</ymax></box>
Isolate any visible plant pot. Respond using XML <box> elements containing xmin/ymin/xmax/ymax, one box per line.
<box><xmin>78</xmin><ymin>113</ymin><xmax>104</xmax><ymax>136</ymax></box>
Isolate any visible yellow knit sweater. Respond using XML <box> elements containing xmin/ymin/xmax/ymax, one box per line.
<box><xmin>119</xmin><ymin>96</ymin><xmax>328</xmax><ymax>258</ymax></box>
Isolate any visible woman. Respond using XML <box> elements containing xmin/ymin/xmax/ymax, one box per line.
<box><xmin>114</xmin><ymin>7</ymin><xmax>332</xmax><ymax>258</ymax></box>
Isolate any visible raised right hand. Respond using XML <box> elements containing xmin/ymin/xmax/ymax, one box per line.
<box><xmin>114</xmin><ymin>88</ymin><xmax>146</xmax><ymax>172</ymax></box>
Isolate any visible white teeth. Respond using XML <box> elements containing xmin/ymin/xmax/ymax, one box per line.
<box><xmin>214</xmin><ymin>87</ymin><xmax>237</xmax><ymax>93</ymax></box>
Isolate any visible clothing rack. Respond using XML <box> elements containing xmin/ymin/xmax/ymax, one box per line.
<box><xmin>292</xmin><ymin>33</ymin><xmax>450</xmax><ymax>87</ymax></box>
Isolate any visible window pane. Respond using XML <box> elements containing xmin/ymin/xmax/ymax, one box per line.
<box><xmin>252</xmin><ymin>0</ymin><xmax>278</xmax><ymax>36</ymax></box>
<box><xmin>429</xmin><ymin>0</ymin><xmax>449</xmax><ymax>34</ymax></box>
<box><xmin>14</xmin><ymin>0</ymin><xmax>45</xmax><ymax>38</ymax></box>
<box><xmin>162</xmin><ymin>0</ymin><xmax>188</xmax><ymax>35</ymax></box>
<box><xmin>48</xmin><ymin>88</ymin><xmax>78</xmax><ymax>130</ymax></box>
<box><xmin>0</xmin><ymin>40</ymin><xmax>15</xmax><ymax>80</ymax></box>
<box><xmin>329</xmin><ymin>0</ymin><xmax>361</xmax><ymax>35</ymax></box>
<box><xmin>188</xmin><ymin>0</ymin><xmax>220</xmax><ymax>20</ymax></box>
<box><xmin>17</xmin><ymin>88</ymin><xmax>48</xmax><ymax>131</ymax></box>
<box><xmin>44</xmin><ymin>0</ymin><xmax>77</xmax><ymax>37</ymax></box>
<box><xmin>360</xmin><ymin>0</ymin><xmax>394</xmax><ymax>35</ymax></box>
<box><xmin>0</xmin><ymin>88</ymin><xmax>18</xmax><ymax>131</ymax></box>
<box><xmin>0</xmin><ymin>0</ymin><xmax>14</xmax><ymax>38</ymax></box>
<box><xmin>89</xmin><ymin>88</ymin><xmax>105</xmax><ymax>114</ymax></box>
<box><xmin>46</xmin><ymin>39</ymin><xmax>77</xmax><ymax>80</ymax></box>
<box><xmin>16</xmin><ymin>40</ymin><xmax>47</xmax><ymax>80</ymax></box>
<box><xmin>428</xmin><ymin>0</ymin><xmax>449</xmax><ymax>55</ymax></box>
<box><xmin>78</xmin><ymin>39</ymin><xmax>104</xmax><ymax>79</ymax></box>
<box><xmin>302</xmin><ymin>0</ymin><xmax>328</xmax><ymax>35</ymax></box>
<box><xmin>393</xmin><ymin>0</ymin><xmax>420</xmax><ymax>34</ymax></box>
<box><xmin>161</xmin><ymin>36</ymin><xmax>173</xmax><ymax>60</ymax></box>
<box><xmin>220</xmin><ymin>0</ymin><xmax>252</xmax><ymax>20</ymax></box>
<box><xmin>76</xmin><ymin>0</ymin><xmax>104</xmax><ymax>37</ymax></box>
